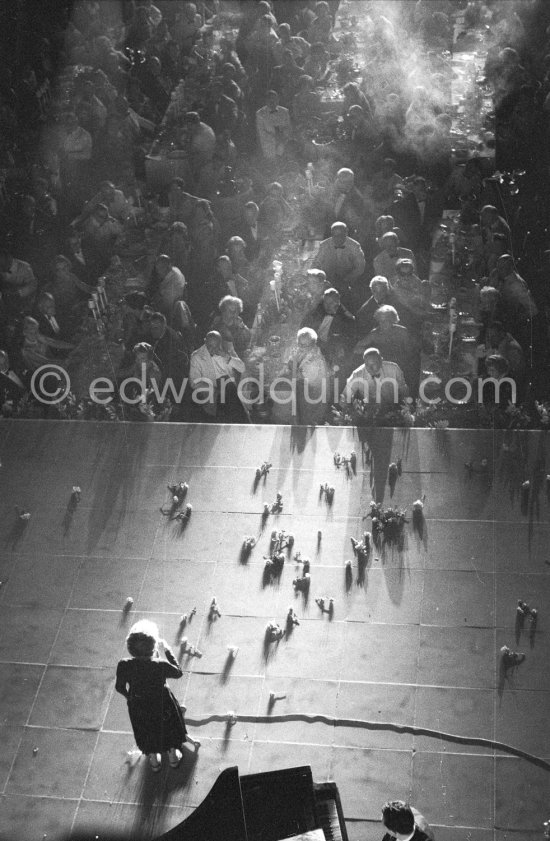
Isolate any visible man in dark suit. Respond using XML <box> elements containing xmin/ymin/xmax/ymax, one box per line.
<box><xmin>381</xmin><ymin>800</ymin><xmax>435</xmax><ymax>841</ymax></box>
<box><xmin>301</xmin><ymin>287</ymin><xmax>356</xmax><ymax>380</ymax></box>
<box><xmin>0</xmin><ymin>349</ymin><xmax>26</xmax><ymax>404</ymax></box>
<box><xmin>149</xmin><ymin>311</ymin><xmax>189</xmax><ymax>388</ymax></box>
<box><xmin>238</xmin><ymin>201</ymin><xmax>266</xmax><ymax>263</ymax></box>
<box><xmin>33</xmin><ymin>292</ymin><xmax>69</xmax><ymax>344</ymax></box>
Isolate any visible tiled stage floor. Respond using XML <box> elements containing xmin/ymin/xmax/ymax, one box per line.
<box><xmin>0</xmin><ymin>421</ymin><xmax>549</xmax><ymax>841</ymax></box>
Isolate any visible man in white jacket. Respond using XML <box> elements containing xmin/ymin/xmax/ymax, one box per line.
<box><xmin>256</xmin><ymin>90</ymin><xmax>291</xmax><ymax>160</ymax></box>
<box><xmin>189</xmin><ymin>331</ymin><xmax>248</xmax><ymax>421</ymax></box>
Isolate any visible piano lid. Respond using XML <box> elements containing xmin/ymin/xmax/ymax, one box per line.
<box><xmin>156</xmin><ymin>766</ymin><xmax>248</xmax><ymax>841</ymax></box>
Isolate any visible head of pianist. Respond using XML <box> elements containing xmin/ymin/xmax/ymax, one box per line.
<box><xmin>381</xmin><ymin>800</ymin><xmax>415</xmax><ymax>838</ymax></box>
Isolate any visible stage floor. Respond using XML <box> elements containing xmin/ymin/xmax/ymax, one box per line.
<box><xmin>0</xmin><ymin>420</ymin><xmax>548</xmax><ymax>841</ymax></box>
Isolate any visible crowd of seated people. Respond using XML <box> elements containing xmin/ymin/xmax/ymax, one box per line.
<box><xmin>0</xmin><ymin>0</ymin><xmax>549</xmax><ymax>425</ymax></box>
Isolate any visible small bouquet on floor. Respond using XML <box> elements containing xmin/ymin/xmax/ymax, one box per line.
<box><xmin>368</xmin><ymin>500</ymin><xmax>409</xmax><ymax>545</ymax></box>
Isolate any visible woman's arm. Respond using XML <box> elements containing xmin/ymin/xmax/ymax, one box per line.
<box><xmin>158</xmin><ymin>639</ymin><xmax>183</xmax><ymax>678</ymax></box>
<box><xmin>115</xmin><ymin>661</ymin><xmax>129</xmax><ymax>697</ymax></box>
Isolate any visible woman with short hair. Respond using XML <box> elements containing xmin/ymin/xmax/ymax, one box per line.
<box><xmin>115</xmin><ymin>619</ymin><xmax>199</xmax><ymax>772</ymax></box>
<box><xmin>288</xmin><ymin>326</ymin><xmax>330</xmax><ymax>425</ymax></box>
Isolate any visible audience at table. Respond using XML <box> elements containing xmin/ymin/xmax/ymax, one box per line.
<box><xmin>0</xmin><ymin>0</ymin><xmax>548</xmax><ymax>426</ymax></box>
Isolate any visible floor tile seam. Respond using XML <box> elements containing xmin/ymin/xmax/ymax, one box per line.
<box><xmin>0</xmin><ymin>791</ymin><xmax>81</xmax><ymax>802</ymax></box>
<box><xmin>0</xmin><ymin>728</ymin><xmax>25</xmax><ymax>797</ymax></box>
<box><xmin>21</xmin><ymin>559</ymin><xmax>86</xmax><ymax>728</ymax></box>
<box><xmin>70</xmin><ymin>731</ymin><xmax>102</xmax><ymax>839</ymax></box>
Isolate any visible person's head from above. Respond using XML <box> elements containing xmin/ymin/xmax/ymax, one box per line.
<box><xmin>169</xmin><ymin>220</ymin><xmax>189</xmax><ymax>240</ymax></box>
<box><xmin>496</xmin><ymin>253</ymin><xmax>515</xmax><ymax>278</ymax></box>
<box><xmin>277</xmin><ymin>22</ymin><xmax>291</xmax><ymax>41</ymax></box>
<box><xmin>411</xmin><ymin>175</ymin><xmax>427</xmax><ymax>202</ymax></box>
<box><xmin>219</xmin><ymin>294</ymin><xmax>243</xmax><ymax>325</ymax></box>
<box><xmin>384</xmin><ymin>92</ymin><xmax>401</xmax><ymax>113</ymax></box>
<box><xmin>64</xmin><ymin>111</ymin><xmax>80</xmax><ymax>132</ymax></box>
<box><xmin>381</xmin><ymin>157</ymin><xmax>397</xmax><ymax>178</ymax></box>
<box><xmin>380</xmin><ymin>231</ymin><xmax>399</xmax><ymax>256</ymax></box>
<box><xmin>479</xmin><ymin>285</ymin><xmax>500</xmax><ymax>310</ymax></box>
<box><xmin>21</xmin><ymin>195</ymin><xmax>36</xmax><ymax>218</ymax></box>
<box><xmin>392</xmin><ymin>184</ymin><xmax>406</xmax><ymax>202</ymax></box>
<box><xmin>99</xmin><ymin>180</ymin><xmax>116</xmax><ymax>203</ymax></box>
<box><xmin>194</xmin><ymin>198</ymin><xmax>213</xmax><ymax>223</ymax></box>
<box><xmin>184</xmin><ymin>110</ymin><xmax>201</xmax><ymax>130</ymax></box>
<box><xmin>485</xmin><ymin>352</ymin><xmax>510</xmax><ymax>380</ymax></box>
<box><xmin>331</xmin><ymin>221</ymin><xmax>348</xmax><ymax>247</ymax></box>
<box><xmin>226</xmin><ymin>236</ymin><xmax>246</xmax><ymax>258</ymax></box>
<box><xmin>257</xmin><ymin>1</ymin><xmax>272</xmax><ymax>17</ymax></box>
<box><xmin>0</xmin><ymin>349</ymin><xmax>10</xmax><ymax>373</ymax></box>
<box><xmin>182</xmin><ymin>1</ymin><xmax>198</xmax><ymax>20</ymax></box>
<box><xmin>315</xmin><ymin>1</ymin><xmax>330</xmax><ymax>19</ymax></box>
<box><xmin>133</xmin><ymin>341</ymin><xmax>154</xmax><ymax>366</ymax></box>
<box><xmin>489</xmin><ymin>232</ymin><xmax>508</xmax><ymax>256</ymax></box>
<box><xmin>210</xmin><ymin>79</ymin><xmax>223</xmax><ymax>100</ymax></box>
<box><xmin>23</xmin><ymin>315</ymin><xmax>40</xmax><ymax>339</ymax></box>
<box><xmin>297</xmin><ymin>326</ymin><xmax>318</xmax><ymax>350</ymax></box>
<box><xmin>342</xmin><ymin>82</ymin><xmax>362</xmax><ymax>103</ymax></box>
<box><xmin>381</xmin><ymin>801</ymin><xmax>416</xmax><ymax>838</ymax></box>
<box><xmin>310</xmin><ymin>41</ymin><xmax>328</xmax><ymax>59</ymax></box>
<box><xmin>370</xmin><ymin>275</ymin><xmax>390</xmax><ymax>301</ymax></box>
<box><xmin>201</xmin><ymin>27</ymin><xmax>215</xmax><ymax>47</ymax></box>
<box><xmin>335</xmin><ymin>167</ymin><xmax>355</xmax><ymax>194</ymax></box>
<box><xmin>282</xmin><ymin>48</ymin><xmax>296</xmax><ymax>66</ymax></box>
<box><xmin>258</xmin><ymin>13</ymin><xmax>273</xmax><ymax>33</ymax></box>
<box><xmin>499</xmin><ymin>46</ymin><xmax>519</xmax><ymax>67</ymax></box>
<box><xmin>32</xmin><ymin>176</ymin><xmax>50</xmax><ymax>198</ymax></box>
<box><xmin>267</xmin><ymin>181</ymin><xmax>284</xmax><ymax>199</ymax></box>
<box><xmin>486</xmin><ymin>320</ymin><xmax>506</xmax><ymax>345</ymax></box>
<box><xmin>122</xmin><ymin>291</ymin><xmax>148</xmax><ymax>313</ymax></box>
<box><xmin>436</xmin><ymin>111</ymin><xmax>453</xmax><ymax>133</ymax></box>
<box><xmin>53</xmin><ymin>254</ymin><xmax>73</xmax><ymax>278</ymax></box>
<box><xmin>222</xmin><ymin>62</ymin><xmax>236</xmax><ymax>79</ymax></box>
<box><xmin>149</xmin><ymin>312</ymin><xmax>168</xmax><ymax>341</ymax></box>
<box><xmin>93</xmin><ymin>203</ymin><xmax>110</xmax><ymax>224</ymax></box>
<box><xmin>374</xmin><ymin>304</ymin><xmax>400</xmax><ymax>331</ymax></box>
<box><xmin>411</xmin><ymin>84</ymin><xmax>429</xmax><ymax>105</ymax></box>
<box><xmin>266</xmin><ymin>89</ymin><xmax>280</xmax><ymax>111</ymax></box>
<box><xmin>170</xmin><ymin>177</ymin><xmax>185</xmax><ymax>195</ymax></box>
<box><xmin>323</xmin><ymin>287</ymin><xmax>341</xmax><ymax>315</ymax></box>
<box><xmin>216</xmin><ymin>254</ymin><xmax>233</xmax><ymax>279</ymax></box>
<box><xmin>37</xmin><ymin>291</ymin><xmax>56</xmax><ymax>317</ymax></box>
<box><xmin>363</xmin><ymin>347</ymin><xmax>383</xmax><ymax>375</ymax></box>
<box><xmin>298</xmin><ymin>74</ymin><xmax>314</xmax><ymax>92</ymax></box>
<box><xmin>347</xmin><ymin>104</ymin><xmax>364</xmax><ymax>126</ymax></box>
<box><xmin>205</xmin><ymin>329</ymin><xmax>223</xmax><ymax>355</ymax></box>
<box><xmin>396</xmin><ymin>257</ymin><xmax>414</xmax><ymax>277</ymax></box>
<box><xmin>147</xmin><ymin>55</ymin><xmax>162</xmax><ymax>77</ymax></box>
<box><xmin>126</xmin><ymin>619</ymin><xmax>159</xmax><ymax>659</ymax></box>
<box><xmin>307</xmin><ymin>268</ymin><xmax>327</xmax><ymax>291</ymax></box>
<box><xmin>244</xmin><ymin>201</ymin><xmax>259</xmax><ymax>225</ymax></box>
<box><xmin>375</xmin><ymin>215</ymin><xmax>395</xmax><ymax>237</ymax></box>
<box><xmin>155</xmin><ymin>254</ymin><xmax>173</xmax><ymax>278</ymax></box>
<box><xmin>165</xmin><ymin>40</ymin><xmax>180</xmax><ymax>60</ymax></box>
<box><xmin>480</xmin><ymin>204</ymin><xmax>499</xmax><ymax>226</ymax></box>
<box><xmin>95</xmin><ymin>34</ymin><xmax>113</xmax><ymax>52</ymax></box>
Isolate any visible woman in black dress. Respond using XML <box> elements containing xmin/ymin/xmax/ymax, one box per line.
<box><xmin>115</xmin><ymin>620</ymin><xmax>199</xmax><ymax>772</ymax></box>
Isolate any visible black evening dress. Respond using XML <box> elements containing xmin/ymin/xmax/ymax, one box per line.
<box><xmin>115</xmin><ymin>651</ymin><xmax>187</xmax><ymax>754</ymax></box>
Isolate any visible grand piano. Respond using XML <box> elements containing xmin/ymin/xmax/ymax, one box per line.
<box><xmin>65</xmin><ymin>765</ymin><xmax>349</xmax><ymax>841</ymax></box>
<box><xmin>157</xmin><ymin>764</ymin><xmax>349</xmax><ymax>841</ymax></box>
